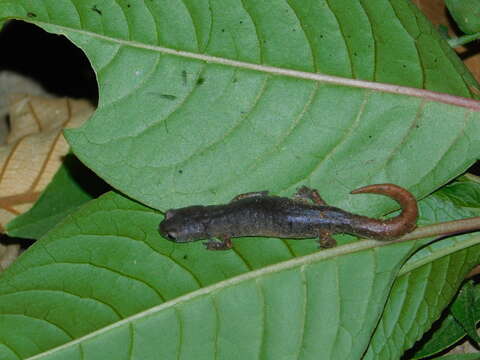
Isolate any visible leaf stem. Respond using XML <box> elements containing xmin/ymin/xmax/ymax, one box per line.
<box><xmin>448</xmin><ymin>32</ymin><xmax>480</xmax><ymax>47</ymax></box>
<box><xmin>27</xmin><ymin>22</ymin><xmax>480</xmax><ymax>111</ymax></box>
<box><xmin>397</xmin><ymin>216</ymin><xmax>480</xmax><ymax>243</ymax></box>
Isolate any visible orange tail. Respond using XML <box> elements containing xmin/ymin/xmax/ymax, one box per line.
<box><xmin>350</xmin><ymin>183</ymin><xmax>418</xmax><ymax>240</ymax></box>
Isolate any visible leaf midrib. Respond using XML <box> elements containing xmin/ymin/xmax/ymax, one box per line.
<box><xmin>23</xmin><ymin>238</ymin><xmax>404</xmax><ymax>360</ymax></box>
<box><xmin>22</xmin><ymin>233</ymin><xmax>480</xmax><ymax>359</ymax></box>
<box><xmin>34</xmin><ymin>20</ymin><xmax>480</xmax><ymax>111</ymax></box>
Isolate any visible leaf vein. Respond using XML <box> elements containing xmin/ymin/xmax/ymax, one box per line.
<box><xmin>167</xmin><ymin>72</ymin><xmax>270</xmax><ymax>173</ymax></box>
<box><xmin>219</xmin><ymin>81</ymin><xmax>320</xmax><ymax>191</ymax></box>
<box><xmin>357</xmin><ymin>0</ymin><xmax>377</xmax><ymax>80</ymax></box>
<box><xmin>21</xmin><ymin>21</ymin><xmax>480</xmax><ymax>109</ymax></box>
<box><xmin>110</xmin><ymin>0</ymin><xmax>131</xmax><ymax>40</ymax></box>
<box><xmin>386</xmin><ymin>0</ymin><xmax>425</xmax><ymax>88</ymax></box>
<box><xmin>66</xmin><ymin>0</ymin><xmax>83</xmax><ymax>29</ymax></box>
<box><xmin>128</xmin><ymin>322</ymin><xmax>134</xmax><ymax>360</ymax></box>
<box><xmin>13</xmin><ymin>260</ymin><xmax>166</xmax><ymax>304</ymax></box>
<box><xmin>284</xmin><ymin>89</ymin><xmax>372</xmax><ymax>193</ymax></box>
<box><xmin>0</xmin><ymin>336</ymin><xmax>23</xmax><ymax>360</ymax></box>
<box><xmin>141</xmin><ymin>0</ymin><xmax>160</xmax><ymax>44</ymax></box>
<box><xmin>324</xmin><ymin>0</ymin><xmax>354</xmax><ymax>76</ymax></box>
<box><xmin>238</xmin><ymin>0</ymin><xmax>263</xmax><ymax>63</ymax></box>
<box><xmin>284</xmin><ymin>0</ymin><xmax>316</xmax><ymax>71</ymax></box>
<box><xmin>177</xmin><ymin>0</ymin><xmax>200</xmax><ymax>51</ymax></box>
<box><xmin>296</xmin><ymin>265</ymin><xmax>307</xmax><ymax>359</ymax></box>
<box><xmin>410</xmin><ymin>110</ymin><xmax>472</xmax><ymax>192</ymax></box>
<box><xmin>362</xmin><ymin>99</ymin><xmax>425</xmax><ymax>186</ymax></box>
<box><xmin>256</xmin><ymin>278</ymin><xmax>265</xmax><ymax>360</ymax></box>
<box><xmin>102</xmin><ymin>51</ymin><xmax>162</xmax><ymax>111</ymax></box>
<box><xmin>175</xmin><ymin>307</ymin><xmax>182</xmax><ymax>360</ymax></box>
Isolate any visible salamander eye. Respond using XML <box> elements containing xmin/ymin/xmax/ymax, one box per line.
<box><xmin>165</xmin><ymin>231</ymin><xmax>177</xmax><ymax>240</ymax></box>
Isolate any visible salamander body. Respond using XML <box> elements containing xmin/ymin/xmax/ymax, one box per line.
<box><xmin>159</xmin><ymin>184</ymin><xmax>418</xmax><ymax>250</ymax></box>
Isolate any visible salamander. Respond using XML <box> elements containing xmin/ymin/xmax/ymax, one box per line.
<box><xmin>158</xmin><ymin>184</ymin><xmax>418</xmax><ymax>250</ymax></box>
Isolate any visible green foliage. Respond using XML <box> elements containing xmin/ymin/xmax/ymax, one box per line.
<box><xmin>0</xmin><ymin>1</ymin><xmax>480</xmax><ymax>359</ymax></box>
<box><xmin>412</xmin><ymin>281</ymin><xmax>480</xmax><ymax>359</ymax></box>
<box><xmin>445</xmin><ymin>0</ymin><xmax>480</xmax><ymax>48</ymax></box>
<box><xmin>414</xmin><ymin>312</ymin><xmax>473</xmax><ymax>359</ymax></box>
<box><xmin>0</xmin><ymin>187</ymin><xmax>478</xmax><ymax>360</ymax></box>
<box><xmin>451</xmin><ymin>281</ymin><xmax>480</xmax><ymax>345</ymax></box>
<box><xmin>361</xmin><ymin>181</ymin><xmax>480</xmax><ymax>359</ymax></box>
<box><xmin>445</xmin><ymin>0</ymin><xmax>480</xmax><ymax>34</ymax></box>
<box><xmin>3</xmin><ymin>0</ymin><xmax>479</xmax><ymax>211</ymax></box>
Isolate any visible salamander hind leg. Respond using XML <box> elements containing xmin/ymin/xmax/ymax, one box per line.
<box><xmin>318</xmin><ymin>230</ymin><xmax>337</xmax><ymax>248</ymax></box>
<box><xmin>231</xmin><ymin>191</ymin><xmax>269</xmax><ymax>202</ymax></box>
<box><xmin>203</xmin><ymin>236</ymin><xmax>233</xmax><ymax>251</ymax></box>
<box><xmin>295</xmin><ymin>186</ymin><xmax>328</xmax><ymax>206</ymax></box>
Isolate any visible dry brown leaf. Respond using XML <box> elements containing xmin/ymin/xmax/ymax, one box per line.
<box><xmin>0</xmin><ymin>71</ymin><xmax>49</xmax><ymax>146</ymax></box>
<box><xmin>0</xmin><ymin>242</ymin><xmax>20</xmax><ymax>272</ymax></box>
<box><xmin>446</xmin><ymin>339</ymin><xmax>480</xmax><ymax>356</ymax></box>
<box><xmin>0</xmin><ymin>94</ymin><xmax>94</xmax><ymax>231</ymax></box>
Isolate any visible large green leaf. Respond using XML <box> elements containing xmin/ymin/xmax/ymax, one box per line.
<box><xmin>0</xmin><ymin>182</ymin><xmax>478</xmax><ymax>360</ymax></box>
<box><xmin>1</xmin><ymin>1</ymin><xmax>479</xmax><ymax>212</ymax></box>
<box><xmin>1</xmin><ymin>2</ymin><xmax>480</xmax><ymax>359</ymax></box>
<box><xmin>450</xmin><ymin>281</ymin><xmax>480</xmax><ymax>345</ymax></box>
<box><xmin>0</xmin><ymin>190</ymin><xmax>415</xmax><ymax>360</ymax></box>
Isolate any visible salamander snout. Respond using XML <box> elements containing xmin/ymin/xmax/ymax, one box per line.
<box><xmin>159</xmin><ymin>206</ymin><xmax>208</xmax><ymax>243</ymax></box>
<box><xmin>159</xmin><ymin>220</ymin><xmax>180</xmax><ymax>242</ymax></box>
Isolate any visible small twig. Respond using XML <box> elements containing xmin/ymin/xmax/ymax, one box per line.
<box><xmin>404</xmin><ymin>217</ymin><xmax>480</xmax><ymax>279</ymax></box>
<box><xmin>448</xmin><ymin>32</ymin><xmax>480</xmax><ymax>47</ymax></box>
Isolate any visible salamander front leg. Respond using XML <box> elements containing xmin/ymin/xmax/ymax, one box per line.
<box><xmin>318</xmin><ymin>230</ymin><xmax>337</xmax><ymax>248</ymax></box>
<box><xmin>231</xmin><ymin>191</ymin><xmax>269</xmax><ymax>202</ymax></box>
<box><xmin>295</xmin><ymin>186</ymin><xmax>328</xmax><ymax>205</ymax></box>
<box><xmin>203</xmin><ymin>236</ymin><xmax>233</xmax><ymax>250</ymax></box>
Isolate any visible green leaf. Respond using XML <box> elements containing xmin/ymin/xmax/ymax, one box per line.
<box><xmin>363</xmin><ymin>180</ymin><xmax>480</xmax><ymax>359</ymax></box>
<box><xmin>6</xmin><ymin>155</ymin><xmax>110</xmax><ymax>240</ymax></box>
<box><xmin>448</xmin><ymin>33</ymin><xmax>480</xmax><ymax>48</ymax></box>
<box><xmin>364</xmin><ymin>239</ymin><xmax>480</xmax><ymax>360</ymax></box>
<box><xmin>438</xmin><ymin>24</ymin><xmax>450</xmax><ymax>40</ymax></box>
<box><xmin>1</xmin><ymin>1</ymin><xmax>479</xmax><ymax>212</ymax></box>
<box><xmin>1</xmin><ymin>182</ymin><xmax>480</xmax><ymax>359</ymax></box>
<box><xmin>413</xmin><ymin>313</ymin><xmax>471</xmax><ymax>359</ymax></box>
<box><xmin>445</xmin><ymin>0</ymin><xmax>480</xmax><ymax>34</ymax></box>
<box><xmin>436</xmin><ymin>177</ymin><xmax>480</xmax><ymax>211</ymax></box>
<box><xmin>413</xmin><ymin>283</ymin><xmax>480</xmax><ymax>359</ymax></box>
<box><xmin>1</xmin><ymin>3</ymin><xmax>480</xmax><ymax>359</ymax></box>
<box><xmin>0</xmin><ymin>190</ymin><xmax>420</xmax><ymax>360</ymax></box>
<box><xmin>451</xmin><ymin>281</ymin><xmax>480</xmax><ymax>345</ymax></box>
<box><xmin>410</xmin><ymin>179</ymin><xmax>480</xmax><ymax>358</ymax></box>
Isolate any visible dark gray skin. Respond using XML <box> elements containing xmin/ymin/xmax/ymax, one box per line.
<box><xmin>159</xmin><ymin>184</ymin><xmax>418</xmax><ymax>250</ymax></box>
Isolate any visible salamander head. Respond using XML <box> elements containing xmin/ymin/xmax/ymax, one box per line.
<box><xmin>159</xmin><ymin>206</ymin><xmax>208</xmax><ymax>243</ymax></box>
